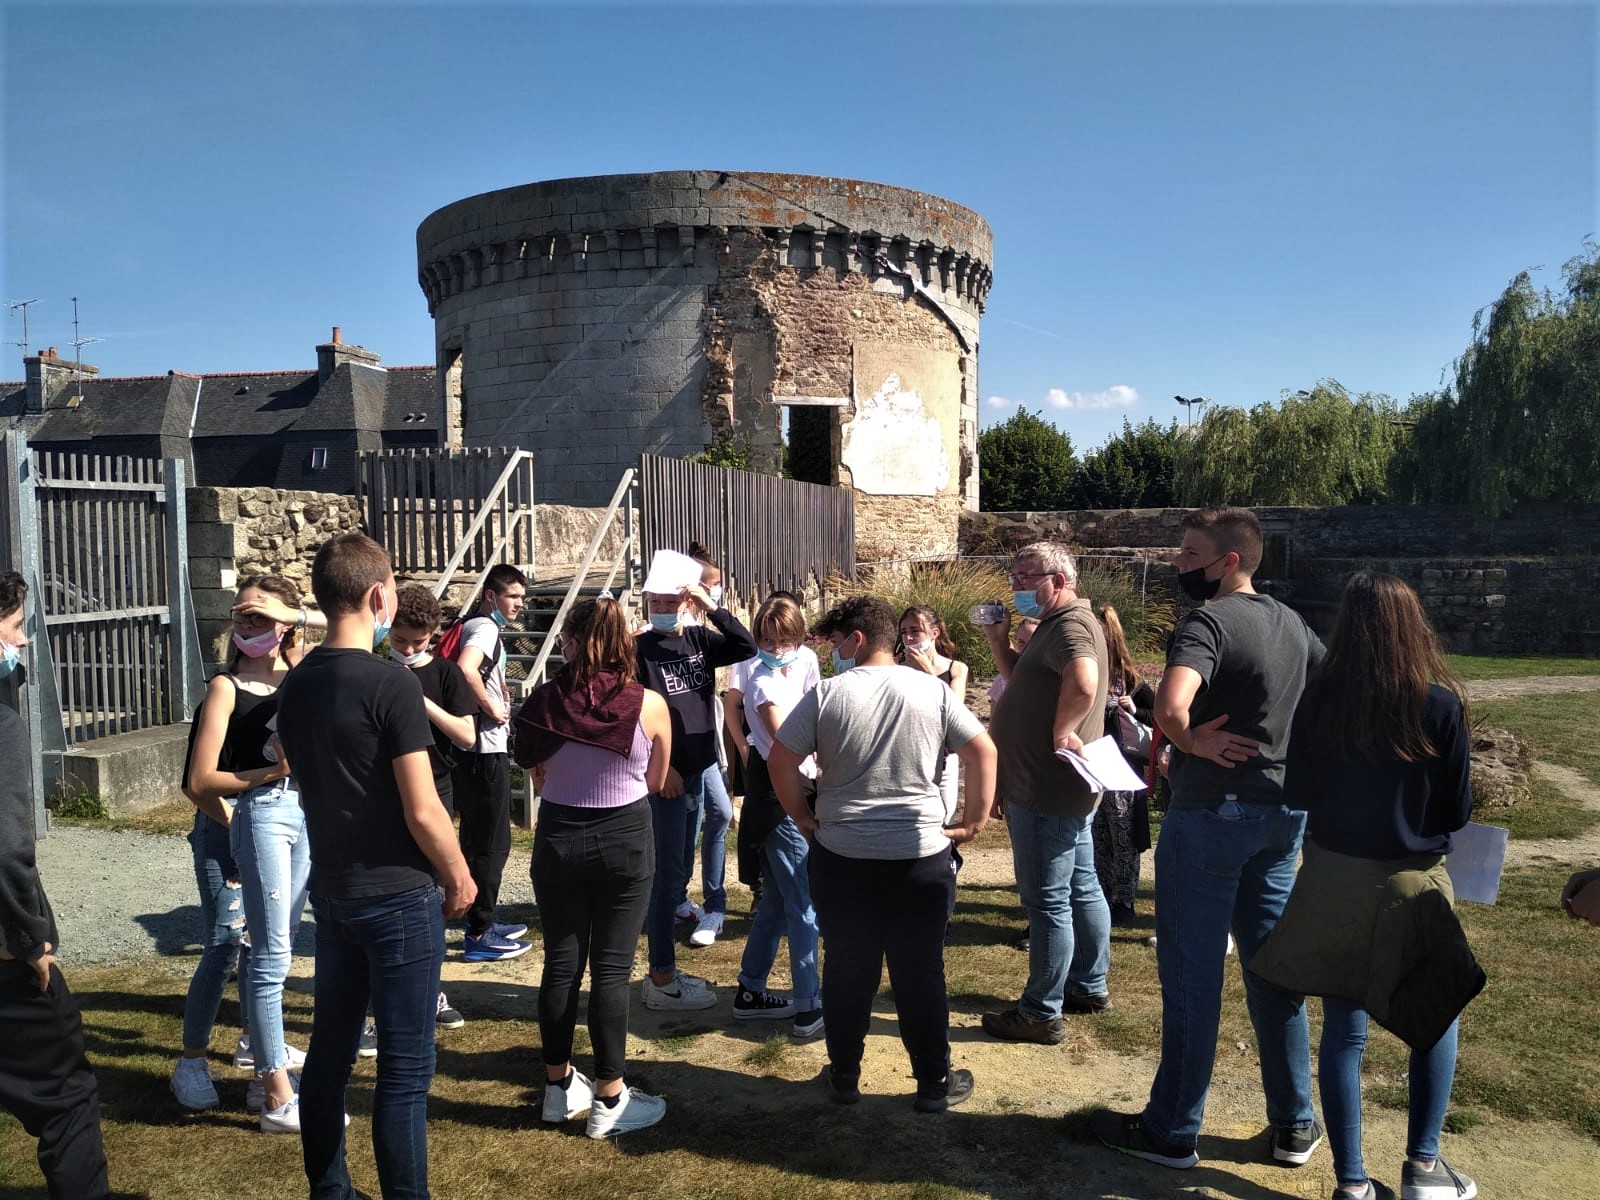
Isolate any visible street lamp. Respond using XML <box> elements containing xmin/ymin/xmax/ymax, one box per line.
<box><xmin>1174</xmin><ymin>395</ymin><xmax>1211</xmax><ymax>427</ymax></box>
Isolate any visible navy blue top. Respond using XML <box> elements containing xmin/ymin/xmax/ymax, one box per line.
<box><xmin>1286</xmin><ymin>683</ymin><xmax>1473</xmax><ymax>859</ymax></box>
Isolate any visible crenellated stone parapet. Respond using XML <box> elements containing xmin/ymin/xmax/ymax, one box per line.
<box><xmin>416</xmin><ymin>171</ymin><xmax>994</xmax><ymax>317</ymax></box>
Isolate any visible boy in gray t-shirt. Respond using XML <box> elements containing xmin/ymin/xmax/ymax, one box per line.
<box><xmin>770</xmin><ymin>596</ymin><xmax>995</xmax><ymax>1114</ymax></box>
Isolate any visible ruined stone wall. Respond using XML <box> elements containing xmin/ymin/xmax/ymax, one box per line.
<box><xmin>188</xmin><ymin>486</ymin><xmax>363</xmax><ymax>660</ymax></box>
<box><xmin>417</xmin><ymin>172</ymin><xmax>992</xmax><ymax>547</ymax></box>
<box><xmin>961</xmin><ymin>504</ymin><xmax>1600</xmax><ymax>655</ymax></box>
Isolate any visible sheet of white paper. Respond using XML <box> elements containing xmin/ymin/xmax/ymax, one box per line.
<box><xmin>641</xmin><ymin>549</ymin><xmax>704</xmax><ymax>596</ymax></box>
<box><xmin>1054</xmin><ymin>735</ymin><xmax>1149</xmax><ymax>793</ymax></box>
<box><xmin>1444</xmin><ymin>821</ymin><xmax>1510</xmax><ymax>905</ymax></box>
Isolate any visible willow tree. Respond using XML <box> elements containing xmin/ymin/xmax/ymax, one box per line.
<box><xmin>1174</xmin><ymin>405</ymin><xmax>1256</xmax><ymax>505</ymax></box>
<box><xmin>1250</xmin><ymin>382</ymin><xmax>1403</xmax><ymax>505</ymax></box>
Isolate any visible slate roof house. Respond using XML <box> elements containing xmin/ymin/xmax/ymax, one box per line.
<box><xmin>1</xmin><ymin>329</ymin><xmax>440</xmax><ymax>494</ymax></box>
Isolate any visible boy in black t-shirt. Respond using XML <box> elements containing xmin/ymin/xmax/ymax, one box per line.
<box><xmin>276</xmin><ymin>533</ymin><xmax>475</xmax><ymax>1200</ymax></box>
<box><xmin>388</xmin><ymin>584</ymin><xmax>480</xmax><ymax>1032</ymax></box>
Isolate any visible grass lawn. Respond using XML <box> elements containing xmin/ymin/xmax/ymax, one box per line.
<box><xmin>1474</xmin><ymin>691</ymin><xmax>1600</xmax><ymax>840</ymax></box>
<box><xmin>1448</xmin><ymin>654</ymin><xmax>1600</xmax><ymax>681</ymax></box>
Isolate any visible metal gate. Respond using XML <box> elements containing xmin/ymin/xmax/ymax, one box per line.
<box><xmin>0</xmin><ymin>431</ymin><xmax>203</xmax><ymax>833</ymax></box>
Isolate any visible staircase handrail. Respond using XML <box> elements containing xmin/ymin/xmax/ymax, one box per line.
<box><xmin>446</xmin><ymin>509</ymin><xmax>533</xmax><ymax>625</ymax></box>
<box><xmin>428</xmin><ymin>449</ymin><xmax>535</xmax><ymax>607</ymax></box>
<box><xmin>528</xmin><ymin>468</ymin><xmax>636</xmax><ymax>688</ymax></box>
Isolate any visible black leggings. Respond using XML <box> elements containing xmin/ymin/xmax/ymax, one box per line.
<box><xmin>531</xmin><ymin>799</ymin><xmax>654</xmax><ymax>1082</ymax></box>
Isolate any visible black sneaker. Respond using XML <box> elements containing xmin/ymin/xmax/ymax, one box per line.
<box><xmin>1271</xmin><ymin>1118</ymin><xmax>1325</xmax><ymax>1166</ymax></box>
<box><xmin>1334</xmin><ymin>1182</ymin><xmax>1396</xmax><ymax>1200</ymax></box>
<box><xmin>731</xmin><ymin>987</ymin><xmax>797</xmax><ymax>1021</ymax></box>
<box><xmin>1089</xmin><ymin>1108</ymin><xmax>1199</xmax><ymax>1170</ymax></box>
<box><xmin>913</xmin><ymin>1067</ymin><xmax>974</xmax><ymax>1113</ymax></box>
<box><xmin>1061</xmin><ymin>991</ymin><xmax>1112</xmax><ymax>1015</ymax></box>
<box><xmin>823</xmin><ymin>1064</ymin><xmax>860</xmax><ymax>1105</ymax></box>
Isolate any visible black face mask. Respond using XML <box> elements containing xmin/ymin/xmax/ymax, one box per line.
<box><xmin>1176</xmin><ymin>555</ymin><xmax>1226</xmax><ymax>602</ymax></box>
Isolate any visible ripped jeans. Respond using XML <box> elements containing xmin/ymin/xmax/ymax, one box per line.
<box><xmin>181</xmin><ymin>806</ymin><xmax>251</xmax><ymax>1051</ymax></box>
<box><xmin>232</xmin><ymin>781</ymin><xmax>310</xmax><ymax>1076</ymax></box>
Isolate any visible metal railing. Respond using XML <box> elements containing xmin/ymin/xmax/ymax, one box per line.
<box><xmin>0</xmin><ymin>431</ymin><xmax>203</xmax><ymax>832</ymax></box>
<box><xmin>637</xmin><ymin>453</ymin><xmax>855</xmax><ymax>603</ymax></box>
<box><xmin>358</xmin><ymin>447</ymin><xmax>535</xmax><ymax>582</ymax></box>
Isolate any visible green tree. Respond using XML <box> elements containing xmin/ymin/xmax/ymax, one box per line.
<box><xmin>1174</xmin><ymin>404</ymin><xmax>1256</xmax><ymax>505</ymax></box>
<box><xmin>1077</xmin><ymin>418</ymin><xmax>1180</xmax><ymax>508</ymax></box>
<box><xmin>978</xmin><ymin>409</ymin><xmax>1078</xmax><ymax>511</ymax></box>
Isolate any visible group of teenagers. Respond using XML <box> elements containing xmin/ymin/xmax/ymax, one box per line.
<box><xmin>8</xmin><ymin>502</ymin><xmax>1597</xmax><ymax>1199</ymax></box>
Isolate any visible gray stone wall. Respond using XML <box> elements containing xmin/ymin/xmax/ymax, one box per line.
<box><xmin>416</xmin><ymin>172</ymin><xmax>993</xmax><ymax>535</ymax></box>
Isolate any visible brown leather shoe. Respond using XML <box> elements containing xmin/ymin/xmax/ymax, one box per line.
<box><xmin>981</xmin><ymin>1005</ymin><xmax>1066</xmax><ymax>1045</ymax></box>
<box><xmin>1061</xmin><ymin>991</ymin><xmax>1112</xmax><ymax>1015</ymax></box>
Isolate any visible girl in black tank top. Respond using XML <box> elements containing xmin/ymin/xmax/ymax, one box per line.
<box><xmin>171</xmin><ymin>577</ymin><xmax>300</xmax><ymax>1116</ymax></box>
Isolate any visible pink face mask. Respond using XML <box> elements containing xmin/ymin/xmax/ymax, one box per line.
<box><xmin>232</xmin><ymin>628</ymin><xmax>283</xmax><ymax>659</ymax></box>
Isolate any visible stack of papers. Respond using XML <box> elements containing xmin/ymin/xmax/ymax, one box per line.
<box><xmin>1054</xmin><ymin>736</ymin><xmax>1149</xmax><ymax>793</ymax></box>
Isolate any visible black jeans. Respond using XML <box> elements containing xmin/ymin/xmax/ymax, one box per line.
<box><xmin>0</xmin><ymin>959</ymin><xmax>109</xmax><ymax>1200</ymax></box>
<box><xmin>455</xmin><ymin>751</ymin><xmax>511</xmax><ymax>936</ymax></box>
<box><xmin>531</xmin><ymin>799</ymin><xmax>654</xmax><ymax>1082</ymax></box>
<box><xmin>808</xmin><ymin>841</ymin><xmax>956</xmax><ymax>1088</ymax></box>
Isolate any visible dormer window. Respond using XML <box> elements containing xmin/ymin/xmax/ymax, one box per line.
<box><xmin>309</xmin><ymin>447</ymin><xmax>328</xmax><ymax>470</ymax></box>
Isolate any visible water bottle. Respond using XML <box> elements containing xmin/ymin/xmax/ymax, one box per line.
<box><xmin>968</xmin><ymin>600</ymin><xmax>1006</xmax><ymax>626</ymax></box>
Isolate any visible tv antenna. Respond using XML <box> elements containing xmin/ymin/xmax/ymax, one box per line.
<box><xmin>70</xmin><ymin>297</ymin><xmax>104</xmax><ymax>405</ymax></box>
<box><xmin>5</xmin><ymin>298</ymin><xmax>41</xmax><ymax>357</ymax></box>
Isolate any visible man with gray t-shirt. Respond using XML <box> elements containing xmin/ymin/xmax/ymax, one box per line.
<box><xmin>770</xmin><ymin>596</ymin><xmax>995</xmax><ymax>1114</ymax></box>
<box><xmin>1093</xmin><ymin>507</ymin><xmax>1325</xmax><ymax>1173</ymax></box>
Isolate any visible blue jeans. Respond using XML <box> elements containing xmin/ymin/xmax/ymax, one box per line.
<box><xmin>675</xmin><ymin>763</ymin><xmax>732</xmax><ymax>915</ymax></box>
<box><xmin>181</xmin><ymin>807</ymin><xmax>250</xmax><ymax>1051</ymax></box>
<box><xmin>1008</xmin><ymin>803</ymin><xmax>1111</xmax><ymax>1020</ymax></box>
<box><xmin>301</xmin><ymin>884</ymin><xmax>444</xmax><ymax>1200</ymax></box>
<box><xmin>647</xmin><ymin>788</ymin><xmax>692</xmax><ymax>972</ymax></box>
<box><xmin>1144</xmin><ymin>800</ymin><xmax>1314</xmax><ymax>1147</ymax></box>
<box><xmin>231</xmin><ymin>781</ymin><xmax>310</xmax><ymax>1076</ymax></box>
<box><xmin>738</xmin><ymin>817</ymin><xmax>820</xmax><ymax>1010</ymax></box>
<box><xmin>1321</xmin><ymin>1000</ymin><xmax>1459</xmax><ymax>1185</ymax></box>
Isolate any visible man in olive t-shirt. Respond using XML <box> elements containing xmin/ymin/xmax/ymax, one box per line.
<box><xmin>980</xmin><ymin>541</ymin><xmax>1111</xmax><ymax>1046</ymax></box>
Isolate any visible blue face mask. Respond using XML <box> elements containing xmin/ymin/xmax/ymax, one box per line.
<box><xmin>0</xmin><ymin>641</ymin><xmax>17</xmax><ymax>681</ymax></box>
<box><xmin>649</xmin><ymin>613</ymin><xmax>681</xmax><ymax>635</ymax></box>
<box><xmin>707</xmin><ymin>585</ymin><xmax>724</xmax><ymax>607</ymax></box>
<box><xmin>489</xmin><ymin>608</ymin><xmax>508</xmax><ymax>628</ymax></box>
<box><xmin>1012</xmin><ymin>589</ymin><xmax>1043</xmax><ymax>619</ymax></box>
<box><xmin>757</xmin><ymin>647</ymin><xmax>799</xmax><ymax>670</ymax></box>
<box><xmin>830</xmin><ymin>649</ymin><xmax>854</xmax><ymax>673</ymax></box>
<box><xmin>372</xmin><ymin>592</ymin><xmax>392</xmax><ymax>650</ymax></box>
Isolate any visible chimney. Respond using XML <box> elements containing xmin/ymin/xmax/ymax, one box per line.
<box><xmin>25</xmin><ymin>346</ymin><xmax>93</xmax><ymax>413</ymax></box>
<box><xmin>316</xmin><ymin>325</ymin><xmax>381</xmax><ymax>383</ymax></box>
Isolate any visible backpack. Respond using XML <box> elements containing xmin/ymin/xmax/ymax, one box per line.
<box><xmin>435</xmin><ymin>615</ymin><xmax>497</xmax><ymax>682</ymax></box>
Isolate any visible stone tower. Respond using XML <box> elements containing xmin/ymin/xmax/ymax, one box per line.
<box><xmin>416</xmin><ymin>171</ymin><xmax>993</xmax><ymax>559</ymax></box>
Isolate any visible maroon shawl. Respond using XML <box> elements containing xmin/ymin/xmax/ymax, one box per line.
<box><xmin>512</xmin><ymin>669</ymin><xmax>643</xmax><ymax>767</ymax></box>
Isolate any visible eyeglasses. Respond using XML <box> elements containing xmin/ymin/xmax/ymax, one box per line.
<box><xmin>1009</xmin><ymin>570</ymin><xmax>1054</xmax><ymax>587</ymax></box>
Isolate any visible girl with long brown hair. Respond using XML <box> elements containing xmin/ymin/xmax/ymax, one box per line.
<box><xmin>513</xmin><ymin>597</ymin><xmax>673</xmax><ymax>1138</ymax></box>
<box><xmin>173</xmin><ymin>574</ymin><xmax>308</xmax><ymax>1129</ymax></box>
<box><xmin>1091</xmin><ymin>606</ymin><xmax>1156</xmax><ymax>926</ymax></box>
<box><xmin>1253</xmin><ymin>573</ymin><xmax>1480</xmax><ymax>1200</ymax></box>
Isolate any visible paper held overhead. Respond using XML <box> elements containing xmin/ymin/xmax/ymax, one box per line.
<box><xmin>641</xmin><ymin>549</ymin><xmax>704</xmax><ymax>596</ymax></box>
<box><xmin>1054</xmin><ymin>736</ymin><xmax>1149</xmax><ymax>793</ymax></box>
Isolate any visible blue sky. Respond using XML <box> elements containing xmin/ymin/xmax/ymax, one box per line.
<box><xmin>3</xmin><ymin>1</ymin><xmax>1594</xmax><ymax>452</ymax></box>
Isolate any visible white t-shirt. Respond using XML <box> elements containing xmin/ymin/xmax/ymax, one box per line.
<box><xmin>777</xmin><ymin>665</ymin><xmax>984</xmax><ymax>861</ymax></box>
<box><xmin>462</xmin><ymin>616</ymin><xmax>509</xmax><ymax>754</ymax></box>
<box><xmin>728</xmin><ymin>647</ymin><xmax>819</xmax><ymax>746</ymax></box>
<box><xmin>745</xmin><ymin>662</ymin><xmax>818</xmax><ymax>778</ymax></box>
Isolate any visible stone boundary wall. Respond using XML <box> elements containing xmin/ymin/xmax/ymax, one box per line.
<box><xmin>188</xmin><ymin>487</ymin><xmax>364</xmax><ymax>660</ymax></box>
<box><xmin>961</xmin><ymin>505</ymin><xmax>1600</xmax><ymax>655</ymax></box>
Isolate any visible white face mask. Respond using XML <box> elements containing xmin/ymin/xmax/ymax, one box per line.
<box><xmin>388</xmin><ymin>646</ymin><xmax>428</xmax><ymax>667</ymax></box>
<box><xmin>706</xmin><ymin>585</ymin><xmax>724</xmax><ymax>607</ymax></box>
<box><xmin>903</xmin><ymin>638</ymin><xmax>934</xmax><ymax>654</ymax></box>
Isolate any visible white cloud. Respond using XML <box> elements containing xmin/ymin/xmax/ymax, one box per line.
<box><xmin>984</xmin><ymin>395</ymin><xmax>1013</xmax><ymax>409</ymax></box>
<box><xmin>1045</xmin><ymin>384</ymin><xmax>1139</xmax><ymax>411</ymax></box>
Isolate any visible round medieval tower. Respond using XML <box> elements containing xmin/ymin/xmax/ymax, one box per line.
<box><xmin>416</xmin><ymin>171</ymin><xmax>993</xmax><ymax>559</ymax></box>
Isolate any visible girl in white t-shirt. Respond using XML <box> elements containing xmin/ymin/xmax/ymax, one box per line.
<box><xmin>731</xmin><ymin>595</ymin><xmax>823</xmax><ymax>1041</ymax></box>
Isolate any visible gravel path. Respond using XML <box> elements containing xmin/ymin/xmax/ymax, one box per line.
<box><xmin>35</xmin><ymin>826</ymin><xmax>535</xmax><ymax>968</ymax></box>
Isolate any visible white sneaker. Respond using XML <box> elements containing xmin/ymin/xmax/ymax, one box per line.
<box><xmin>541</xmin><ymin>1068</ymin><xmax>595</xmax><ymax>1123</ymax></box>
<box><xmin>641</xmin><ymin>971</ymin><xmax>717</xmax><ymax>1011</ymax></box>
<box><xmin>358</xmin><ymin>1021</ymin><xmax>378</xmax><ymax>1058</ymax></box>
<box><xmin>170</xmin><ymin>1057</ymin><xmax>219</xmax><ymax>1111</ymax></box>
<box><xmin>585</xmin><ymin>1086</ymin><xmax>667</xmax><ymax>1139</ymax></box>
<box><xmin>234</xmin><ymin>1036</ymin><xmax>305</xmax><ymax>1071</ymax></box>
<box><xmin>246</xmin><ymin>1070</ymin><xmax>300</xmax><ymax>1114</ymax></box>
<box><xmin>688</xmin><ymin>910</ymin><xmax>725</xmax><ymax>947</ymax></box>
<box><xmin>259</xmin><ymin>1095</ymin><xmax>302</xmax><ymax>1134</ymax></box>
<box><xmin>674</xmin><ymin>900</ymin><xmax>704</xmax><ymax>923</ymax></box>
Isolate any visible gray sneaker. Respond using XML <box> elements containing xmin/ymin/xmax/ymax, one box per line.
<box><xmin>1334</xmin><ymin>1183</ymin><xmax>1395</xmax><ymax>1200</ymax></box>
<box><xmin>1400</xmin><ymin>1158</ymin><xmax>1477</xmax><ymax>1200</ymax></box>
<box><xmin>641</xmin><ymin>971</ymin><xmax>716</xmax><ymax>1011</ymax></box>
<box><xmin>1270</xmin><ymin>1117</ymin><xmax>1324</xmax><ymax>1165</ymax></box>
<box><xmin>170</xmin><ymin>1057</ymin><xmax>219</xmax><ymax>1112</ymax></box>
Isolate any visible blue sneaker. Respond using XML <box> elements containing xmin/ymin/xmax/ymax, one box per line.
<box><xmin>488</xmin><ymin>920</ymin><xmax>529</xmax><ymax>941</ymax></box>
<box><xmin>464</xmin><ymin>930</ymin><xmax>531</xmax><ymax>962</ymax></box>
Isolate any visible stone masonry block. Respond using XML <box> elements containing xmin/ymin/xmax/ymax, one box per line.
<box><xmin>187</xmin><ymin>522</ymin><xmax>242</xmax><ymax>559</ymax></box>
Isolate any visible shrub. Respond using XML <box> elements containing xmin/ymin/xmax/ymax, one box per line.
<box><xmin>51</xmin><ymin>790</ymin><xmax>110</xmax><ymax>821</ymax></box>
